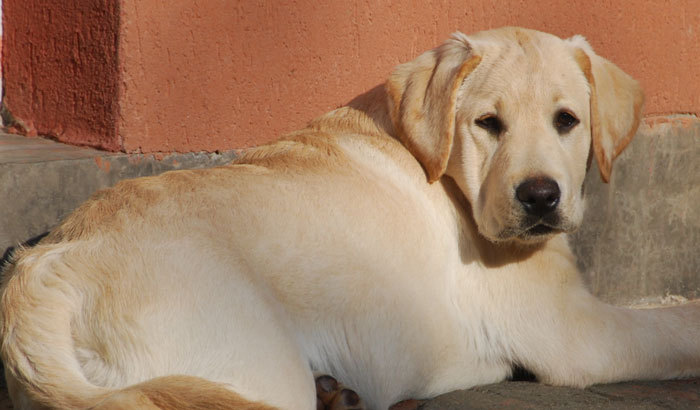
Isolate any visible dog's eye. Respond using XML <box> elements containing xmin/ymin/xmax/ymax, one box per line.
<box><xmin>475</xmin><ymin>114</ymin><xmax>504</xmax><ymax>136</ymax></box>
<box><xmin>554</xmin><ymin>110</ymin><xmax>579</xmax><ymax>134</ymax></box>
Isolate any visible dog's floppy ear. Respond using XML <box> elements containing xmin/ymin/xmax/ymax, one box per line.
<box><xmin>386</xmin><ymin>33</ymin><xmax>481</xmax><ymax>183</ymax></box>
<box><xmin>569</xmin><ymin>36</ymin><xmax>645</xmax><ymax>183</ymax></box>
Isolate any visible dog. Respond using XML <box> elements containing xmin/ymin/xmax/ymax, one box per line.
<box><xmin>2</xmin><ymin>27</ymin><xmax>699</xmax><ymax>410</ymax></box>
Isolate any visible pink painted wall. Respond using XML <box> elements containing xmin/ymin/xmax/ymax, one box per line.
<box><xmin>4</xmin><ymin>0</ymin><xmax>700</xmax><ymax>152</ymax></box>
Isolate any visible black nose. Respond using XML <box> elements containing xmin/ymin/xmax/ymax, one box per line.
<box><xmin>516</xmin><ymin>177</ymin><xmax>561</xmax><ymax>217</ymax></box>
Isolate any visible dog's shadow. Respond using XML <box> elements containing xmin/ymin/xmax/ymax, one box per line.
<box><xmin>1</xmin><ymin>232</ymin><xmax>49</xmax><ymax>270</ymax></box>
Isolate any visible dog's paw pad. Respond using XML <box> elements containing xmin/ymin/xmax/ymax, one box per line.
<box><xmin>333</xmin><ymin>388</ymin><xmax>362</xmax><ymax>408</ymax></box>
<box><xmin>315</xmin><ymin>375</ymin><xmax>365</xmax><ymax>410</ymax></box>
<box><xmin>316</xmin><ymin>374</ymin><xmax>339</xmax><ymax>404</ymax></box>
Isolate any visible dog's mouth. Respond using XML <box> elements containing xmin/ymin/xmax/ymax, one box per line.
<box><xmin>526</xmin><ymin>224</ymin><xmax>556</xmax><ymax>236</ymax></box>
<box><xmin>496</xmin><ymin>222</ymin><xmax>562</xmax><ymax>243</ymax></box>
<box><xmin>512</xmin><ymin>218</ymin><xmax>564</xmax><ymax>242</ymax></box>
<box><xmin>492</xmin><ymin>212</ymin><xmax>577</xmax><ymax>244</ymax></box>
<box><xmin>520</xmin><ymin>212</ymin><xmax>562</xmax><ymax>236</ymax></box>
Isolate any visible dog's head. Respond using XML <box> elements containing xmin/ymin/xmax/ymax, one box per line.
<box><xmin>387</xmin><ymin>27</ymin><xmax>643</xmax><ymax>244</ymax></box>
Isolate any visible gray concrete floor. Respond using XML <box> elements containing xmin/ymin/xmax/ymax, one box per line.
<box><xmin>421</xmin><ymin>378</ymin><xmax>700</xmax><ymax>409</ymax></box>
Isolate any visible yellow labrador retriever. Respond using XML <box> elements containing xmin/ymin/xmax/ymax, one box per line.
<box><xmin>2</xmin><ymin>27</ymin><xmax>699</xmax><ymax>410</ymax></box>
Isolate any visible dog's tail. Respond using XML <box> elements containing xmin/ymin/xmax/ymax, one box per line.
<box><xmin>0</xmin><ymin>244</ymin><xmax>274</xmax><ymax>409</ymax></box>
<box><xmin>1</xmin><ymin>243</ymin><xmax>108</xmax><ymax>408</ymax></box>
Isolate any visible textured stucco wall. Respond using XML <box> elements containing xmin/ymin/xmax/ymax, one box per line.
<box><xmin>3</xmin><ymin>0</ymin><xmax>120</xmax><ymax>150</ymax></box>
<box><xmin>3</xmin><ymin>1</ymin><xmax>700</xmax><ymax>152</ymax></box>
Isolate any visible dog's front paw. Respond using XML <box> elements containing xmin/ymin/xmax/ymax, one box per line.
<box><xmin>315</xmin><ymin>374</ymin><xmax>365</xmax><ymax>410</ymax></box>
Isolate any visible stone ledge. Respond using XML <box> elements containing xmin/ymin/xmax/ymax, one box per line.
<box><xmin>570</xmin><ymin>115</ymin><xmax>700</xmax><ymax>304</ymax></box>
<box><xmin>0</xmin><ymin>133</ymin><xmax>237</xmax><ymax>260</ymax></box>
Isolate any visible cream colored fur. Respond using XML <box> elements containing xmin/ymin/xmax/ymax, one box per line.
<box><xmin>2</xmin><ymin>27</ymin><xmax>698</xmax><ymax>410</ymax></box>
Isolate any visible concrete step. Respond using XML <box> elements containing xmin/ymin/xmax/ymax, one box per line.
<box><xmin>0</xmin><ymin>133</ymin><xmax>237</xmax><ymax>262</ymax></box>
<box><xmin>570</xmin><ymin>116</ymin><xmax>700</xmax><ymax>306</ymax></box>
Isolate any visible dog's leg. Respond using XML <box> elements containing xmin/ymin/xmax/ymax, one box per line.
<box><xmin>510</xmin><ymin>287</ymin><xmax>700</xmax><ymax>387</ymax></box>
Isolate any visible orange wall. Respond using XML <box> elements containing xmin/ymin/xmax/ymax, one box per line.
<box><xmin>4</xmin><ymin>0</ymin><xmax>700</xmax><ymax>152</ymax></box>
<box><xmin>3</xmin><ymin>0</ymin><xmax>121</xmax><ymax>149</ymax></box>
